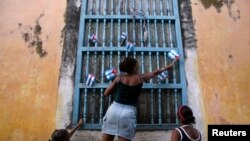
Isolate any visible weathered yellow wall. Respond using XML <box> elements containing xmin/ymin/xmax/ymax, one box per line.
<box><xmin>0</xmin><ymin>0</ymin><xmax>66</xmax><ymax>141</ymax></box>
<box><xmin>1</xmin><ymin>0</ymin><xmax>250</xmax><ymax>141</ymax></box>
<box><xmin>192</xmin><ymin>0</ymin><xmax>250</xmax><ymax>126</ymax></box>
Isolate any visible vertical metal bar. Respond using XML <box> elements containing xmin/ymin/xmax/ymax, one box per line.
<box><xmin>156</xmin><ymin>51</ymin><xmax>162</xmax><ymax>124</ymax></box>
<box><xmin>132</xmin><ymin>17</ymin><xmax>136</xmax><ymax>58</ymax></box>
<box><xmin>167</xmin><ymin>89</ymin><xmax>170</xmax><ymax>123</ymax></box>
<box><xmin>140</xmin><ymin>19</ymin><xmax>143</xmax><ymax>47</ymax></box>
<box><xmin>174</xmin><ymin>89</ymin><xmax>178</xmax><ymax>123</ymax></box>
<box><xmin>168</xmin><ymin>20</ymin><xmax>173</xmax><ymax>48</ymax></box>
<box><xmin>147</xmin><ymin>19</ymin><xmax>151</xmax><ymax>47</ymax></box>
<box><xmin>160</xmin><ymin>0</ymin><xmax>163</xmax><ymax>16</ymax></box>
<box><xmin>166</xmin><ymin>0</ymin><xmax>170</xmax><ymax>16</ymax></box>
<box><xmin>73</xmin><ymin>0</ymin><xmax>87</xmax><ymax>125</ymax></box>
<box><xmin>161</xmin><ymin>20</ymin><xmax>166</xmax><ymax>48</ymax></box>
<box><xmin>83</xmin><ymin>51</ymin><xmax>90</xmax><ymax>122</ymax></box>
<box><xmin>125</xmin><ymin>0</ymin><xmax>128</xmax><ymax>15</ymax></box>
<box><xmin>153</xmin><ymin>0</ymin><xmax>156</xmax><ymax>16</ymax></box>
<box><xmin>95</xmin><ymin>19</ymin><xmax>99</xmax><ymax>47</ymax></box>
<box><xmin>118</xmin><ymin>19</ymin><xmax>121</xmax><ymax>73</ymax></box>
<box><xmin>149</xmin><ymin>52</ymin><xmax>154</xmax><ymax>123</ymax></box>
<box><xmin>91</xmin><ymin>89</ymin><xmax>96</xmax><ymax>123</ymax></box>
<box><xmin>147</xmin><ymin>0</ymin><xmax>150</xmax><ymax>16</ymax></box>
<box><xmin>154</xmin><ymin>20</ymin><xmax>158</xmax><ymax>48</ymax></box>
<box><xmin>83</xmin><ymin>89</ymin><xmax>88</xmax><ymax>122</ymax></box>
<box><xmin>111</xmin><ymin>0</ymin><xmax>114</xmax><ymax>15</ymax></box>
<box><xmin>97</xmin><ymin>0</ymin><xmax>100</xmax><ymax>15</ymax></box>
<box><xmin>158</xmin><ymin>89</ymin><xmax>162</xmax><ymax>124</ymax></box>
<box><xmin>118</xmin><ymin>0</ymin><xmax>121</xmax><ymax>15</ymax></box>
<box><xmin>99</xmin><ymin>88</ymin><xmax>104</xmax><ymax>124</ymax></box>
<box><xmin>125</xmin><ymin>19</ymin><xmax>128</xmax><ymax>57</ymax></box>
<box><xmin>102</xmin><ymin>19</ymin><xmax>106</xmax><ymax>47</ymax></box>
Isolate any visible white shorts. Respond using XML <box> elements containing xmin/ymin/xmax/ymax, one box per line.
<box><xmin>102</xmin><ymin>102</ymin><xmax>137</xmax><ymax>140</ymax></box>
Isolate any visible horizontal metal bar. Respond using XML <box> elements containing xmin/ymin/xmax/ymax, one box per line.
<box><xmin>79</xmin><ymin>83</ymin><xmax>183</xmax><ymax>89</ymax></box>
<box><xmin>80</xmin><ymin>47</ymin><xmax>179</xmax><ymax>52</ymax></box>
<box><xmin>83</xmin><ymin>15</ymin><xmax>175</xmax><ymax>20</ymax></box>
<box><xmin>78</xmin><ymin>123</ymin><xmax>179</xmax><ymax>130</ymax></box>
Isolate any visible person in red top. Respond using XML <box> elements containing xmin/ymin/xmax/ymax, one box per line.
<box><xmin>171</xmin><ymin>105</ymin><xmax>202</xmax><ymax>141</ymax></box>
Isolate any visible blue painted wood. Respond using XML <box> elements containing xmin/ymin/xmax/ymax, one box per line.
<box><xmin>72</xmin><ymin>0</ymin><xmax>87</xmax><ymax>125</ymax></box>
<box><xmin>73</xmin><ymin>0</ymin><xmax>188</xmax><ymax>130</ymax></box>
<box><xmin>173</xmin><ymin>0</ymin><xmax>188</xmax><ymax>105</ymax></box>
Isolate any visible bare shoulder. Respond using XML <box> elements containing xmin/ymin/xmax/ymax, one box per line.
<box><xmin>171</xmin><ymin>128</ymin><xmax>181</xmax><ymax>141</ymax></box>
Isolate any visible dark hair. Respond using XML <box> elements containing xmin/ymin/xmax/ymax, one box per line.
<box><xmin>49</xmin><ymin>129</ymin><xmax>70</xmax><ymax>141</ymax></box>
<box><xmin>178</xmin><ymin>105</ymin><xmax>196</xmax><ymax>124</ymax></box>
<box><xmin>119</xmin><ymin>56</ymin><xmax>138</xmax><ymax>74</ymax></box>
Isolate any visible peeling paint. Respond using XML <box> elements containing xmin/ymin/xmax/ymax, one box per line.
<box><xmin>18</xmin><ymin>13</ymin><xmax>48</xmax><ymax>58</ymax></box>
<box><xmin>199</xmin><ymin>0</ymin><xmax>240</xmax><ymax>21</ymax></box>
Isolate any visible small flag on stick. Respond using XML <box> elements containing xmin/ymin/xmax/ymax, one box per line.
<box><xmin>168</xmin><ymin>49</ymin><xmax>180</xmax><ymax>61</ymax></box>
<box><xmin>88</xmin><ymin>34</ymin><xmax>101</xmax><ymax>45</ymax></box>
<box><xmin>86</xmin><ymin>74</ymin><xmax>96</xmax><ymax>87</ymax></box>
<box><xmin>126</xmin><ymin>41</ymin><xmax>135</xmax><ymax>52</ymax></box>
<box><xmin>157</xmin><ymin>71</ymin><xmax>169</xmax><ymax>82</ymax></box>
<box><xmin>105</xmin><ymin>68</ymin><xmax>117</xmax><ymax>81</ymax></box>
<box><xmin>120</xmin><ymin>32</ymin><xmax>127</xmax><ymax>45</ymax></box>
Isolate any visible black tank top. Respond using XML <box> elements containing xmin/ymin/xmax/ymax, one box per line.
<box><xmin>176</xmin><ymin>126</ymin><xmax>202</xmax><ymax>141</ymax></box>
<box><xmin>114</xmin><ymin>81</ymin><xmax>143</xmax><ymax>106</ymax></box>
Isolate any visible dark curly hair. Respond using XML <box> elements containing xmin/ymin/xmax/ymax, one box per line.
<box><xmin>119</xmin><ymin>56</ymin><xmax>138</xmax><ymax>74</ymax></box>
<box><xmin>49</xmin><ymin>129</ymin><xmax>70</xmax><ymax>141</ymax></box>
<box><xmin>178</xmin><ymin>105</ymin><xmax>196</xmax><ymax>124</ymax></box>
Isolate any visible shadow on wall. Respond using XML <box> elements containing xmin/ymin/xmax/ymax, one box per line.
<box><xmin>198</xmin><ymin>0</ymin><xmax>240</xmax><ymax>21</ymax></box>
<box><xmin>15</xmin><ymin>13</ymin><xmax>48</xmax><ymax>58</ymax></box>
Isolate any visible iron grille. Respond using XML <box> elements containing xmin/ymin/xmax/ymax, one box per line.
<box><xmin>73</xmin><ymin>0</ymin><xmax>187</xmax><ymax>130</ymax></box>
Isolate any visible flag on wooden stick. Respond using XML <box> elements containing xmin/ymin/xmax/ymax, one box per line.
<box><xmin>126</xmin><ymin>41</ymin><xmax>135</xmax><ymax>52</ymax></box>
<box><xmin>157</xmin><ymin>71</ymin><xmax>169</xmax><ymax>82</ymax></box>
<box><xmin>88</xmin><ymin>34</ymin><xmax>101</xmax><ymax>45</ymax></box>
<box><xmin>105</xmin><ymin>68</ymin><xmax>117</xmax><ymax>81</ymax></box>
<box><xmin>86</xmin><ymin>73</ymin><xmax>96</xmax><ymax>87</ymax></box>
<box><xmin>120</xmin><ymin>32</ymin><xmax>127</xmax><ymax>45</ymax></box>
<box><xmin>168</xmin><ymin>49</ymin><xmax>180</xmax><ymax>61</ymax></box>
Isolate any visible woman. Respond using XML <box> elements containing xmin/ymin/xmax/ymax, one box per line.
<box><xmin>102</xmin><ymin>56</ymin><xmax>176</xmax><ymax>141</ymax></box>
<box><xmin>170</xmin><ymin>105</ymin><xmax>202</xmax><ymax>141</ymax></box>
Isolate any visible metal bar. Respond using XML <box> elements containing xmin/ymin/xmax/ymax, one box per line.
<box><xmin>83</xmin><ymin>88</ymin><xmax>88</xmax><ymax>122</ymax></box>
<box><xmin>80</xmin><ymin>46</ymin><xmax>174</xmax><ymax>52</ymax></box>
<box><xmin>149</xmin><ymin>52</ymin><xmax>154</xmax><ymax>123</ymax></box>
<box><xmin>150</xmin><ymin>89</ymin><xmax>154</xmax><ymax>124</ymax></box>
<box><xmin>168</xmin><ymin>20</ymin><xmax>173</xmax><ymax>48</ymax></box>
<box><xmin>91</xmin><ymin>89</ymin><xmax>96</xmax><ymax>123</ymax></box>
<box><xmin>83</xmin><ymin>15</ymin><xmax>175</xmax><ymax>20</ymax></box>
<box><xmin>153</xmin><ymin>0</ymin><xmax>156</xmax><ymax>16</ymax></box>
<box><xmin>158</xmin><ymin>89</ymin><xmax>162</xmax><ymax>124</ymax></box>
<box><xmin>118</xmin><ymin>19</ymin><xmax>121</xmax><ymax>74</ymax></box>
<box><xmin>125</xmin><ymin>19</ymin><xmax>128</xmax><ymax>57</ymax></box>
<box><xmin>154</xmin><ymin>20</ymin><xmax>158</xmax><ymax>48</ymax></box>
<box><xmin>166</xmin><ymin>0</ymin><xmax>170</xmax><ymax>16</ymax></box>
<box><xmin>161</xmin><ymin>20</ymin><xmax>166</xmax><ymax>48</ymax></box>
<box><xmin>97</xmin><ymin>0</ymin><xmax>100</xmax><ymax>15</ymax></box>
<box><xmin>160</xmin><ymin>0</ymin><xmax>163</xmax><ymax>16</ymax></box>
<box><xmin>79</xmin><ymin>83</ymin><xmax>183</xmax><ymax>89</ymax></box>
<box><xmin>111</xmin><ymin>0</ymin><xmax>114</xmax><ymax>15</ymax></box>
<box><xmin>167</xmin><ymin>89</ymin><xmax>170</xmax><ymax>123</ymax></box>
<box><xmin>140</xmin><ymin>19</ymin><xmax>143</xmax><ymax>47</ymax></box>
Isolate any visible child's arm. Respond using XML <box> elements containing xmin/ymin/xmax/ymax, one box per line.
<box><xmin>69</xmin><ymin>118</ymin><xmax>84</xmax><ymax>138</ymax></box>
